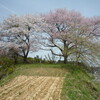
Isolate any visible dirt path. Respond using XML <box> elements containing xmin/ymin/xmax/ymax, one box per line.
<box><xmin>0</xmin><ymin>75</ymin><xmax>64</xmax><ymax>100</ymax></box>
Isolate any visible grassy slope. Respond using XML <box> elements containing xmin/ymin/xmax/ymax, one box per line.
<box><xmin>0</xmin><ymin>63</ymin><xmax>100</xmax><ymax>100</ymax></box>
<box><xmin>61</xmin><ymin>64</ymin><xmax>100</xmax><ymax>100</ymax></box>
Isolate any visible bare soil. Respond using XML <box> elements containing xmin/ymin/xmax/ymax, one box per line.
<box><xmin>0</xmin><ymin>75</ymin><xmax>64</xmax><ymax>100</ymax></box>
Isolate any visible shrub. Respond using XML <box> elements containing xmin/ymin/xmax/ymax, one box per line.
<box><xmin>27</xmin><ymin>57</ymin><xmax>34</xmax><ymax>64</ymax></box>
<box><xmin>0</xmin><ymin>57</ymin><xmax>15</xmax><ymax>80</ymax></box>
<box><xmin>0</xmin><ymin>57</ymin><xmax>14</xmax><ymax>68</ymax></box>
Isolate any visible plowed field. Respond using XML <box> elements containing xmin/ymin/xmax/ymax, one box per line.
<box><xmin>0</xmin><ymin>75</ymin><xmax>64</xmax><ymax>100</ymax></box>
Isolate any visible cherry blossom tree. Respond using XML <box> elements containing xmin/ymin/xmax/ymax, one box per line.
<box><xmin>0</xmin><ymin>41</ymin><xmax>20</xmax><ymax>64</ymax></box>
<box><xmin>0</xmin><ymin>14</ymin><xmax>42</xmax><ymax>63</ymax></box>
<box><xmin>0</xmin><ymin>9</ymin><xmax>99</xmax><ymax>65</ymax></box>
<box><xmin>42</xmin><ymin>9</ymin><xmax>100</xmax><ymax>64</ymax></box>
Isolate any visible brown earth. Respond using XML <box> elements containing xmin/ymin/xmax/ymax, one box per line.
<box><xmin>0</xmin><ymin>75</ymin><xmax>64</xmax><ymax>100</ymax></box>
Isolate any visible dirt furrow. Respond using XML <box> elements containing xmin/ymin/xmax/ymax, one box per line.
<box><xmin>24</xmin><ymin>77</ymin><xmax>51</xmax><ymax>100</ymax></box>
<box><xmin>6</xmin><ymin>77</ymin><xmax>44</xmax><ymax>100</ymax></box>
<box><xmin>51</xmin><ymin>77</ymin><xmax>64</xmax><ymax>100</ymax></box>
<box><xmin>41</xmin><ymin>77</ymin><xmax>60</xmax><ymax>100</ymax></box>
<box><xmin>0</xmin><ymin>76</ymin><xmax>37</xmax><ymax>99</ymax></box>
<box><xmin>0</xmin><ymin>76</ymin><xmax>29</xmax><ymax>93</ymax></box>
<box><xmin>0</xmin><ymin>76</ymin><xmax>64</xmax><ymax>100</ymax></box>
<box><xmin>31</xmin><ymin>77</ymin><xmax>55</xmax><ymax>100</ymax></box>
<box><xmin>0</xmin><ymin>76</ymin><xmax>33</xmax><ymax>94</ymax></box>
<box><xmin>16</xmin><ymin>77</ymin><xmax>47</xmax><ymax>100</ymax></box>
<box><xmin>34</xmin><ymin>77</ymin><xmax>55</xmax><ymax>99</ymax></box>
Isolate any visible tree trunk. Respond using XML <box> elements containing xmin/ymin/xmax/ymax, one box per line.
<box><xmin>13</xmin><ymin>54</ymin><xmax>18</xmax><ymax>64</ymax></box>
<box><xmin>23</xmin><ymin>56</ymin><xmax>28</xmax><ymax>63</ymax></box>
<box><xmin>63</xmin><ymin>40</ymin><xmax>68</xmax><ymax>64</ymax></box>
<box><xmin>14</xmin><ymin>57</ymin><xmax>18</xmax><ymax>64</ymax></box>
<box><xmin>22</xmin><ymin>49</ymin><xmax>29</xmax><ymax>64</ymax></box>
<box><xmin>10</xmin><ymin>53</ymin><xmax>18</xmax><ymax>64</ymax></box>
<box><xmin>64</xmin><ymin>56</ymin><xmax>68</xmax><ymax>64</ymax></box>
<box><xmin>76</xmin><ymin>52</ymin><xmax>80</xmax><ymax>65</ymax></box>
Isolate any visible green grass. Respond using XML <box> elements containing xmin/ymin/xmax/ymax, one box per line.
<box><xmin>0</xmin><ymin>63</ymin><xmax>100</xmax><ymax>100</ymax></box>
<box><xmin>61</xmin><ymin>64</ymin><xmax>100</xmax><ymax>100</ymax></box>
<box><xmin>0</xmin><ymin>64</ymin><xmax>67</xmax><ymax>86</ymax></box>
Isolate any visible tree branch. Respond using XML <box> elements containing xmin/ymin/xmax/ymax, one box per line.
<box><xmin>50</xmin><ymin>49</ymin><xmax>63</xmax><ymax>56</ymax></box>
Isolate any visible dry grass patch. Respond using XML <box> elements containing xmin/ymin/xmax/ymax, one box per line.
<box><xmin>18</xmin><ymin>67</ymin><xmax>67</xmax><ymax>77</ymax></box>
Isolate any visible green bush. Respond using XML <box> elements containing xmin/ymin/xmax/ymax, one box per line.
<box><xmin>17</xmin><ymin>57</ymin><xmax>23</xmax><ymax>64</ymax></box>
<box><xmin>0</xmin><ymin>57</ymin><xmax>15</xmax><ymax>80</ymax></box>
<box><xmin>27</xmin><ymin>57</ymin><xmax>34</xmax><ymax>63</ymax></box>
<box><xmin>0</xmin><ymin>57</ymin><xmax>14</xmax><ymax>68</ymax></box>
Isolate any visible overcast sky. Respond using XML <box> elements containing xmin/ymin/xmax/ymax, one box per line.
<box><xmin>0</xmin><ymin>0</ymin><xmax>100</xmax><ymax>20</ymax></box>
<box><xmin>0</xmin><ymin>0</ymin><xmax>100</xmax><ymax>58</ymax></box>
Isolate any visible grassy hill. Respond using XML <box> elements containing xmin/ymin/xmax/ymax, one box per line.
<box><xmin>0</xmin><ymin>63</ymin><xmax>100</xmax><ymax>100</ymax></box>
<box><xmin>61</xmin><ymin>64</ymin><xmax>100</xmax><ymax>100</ymax></box>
